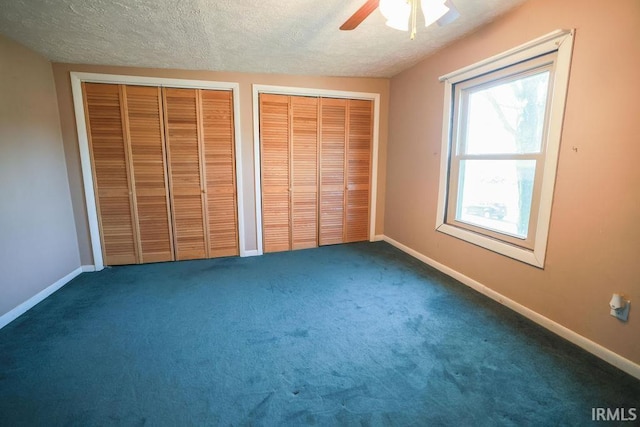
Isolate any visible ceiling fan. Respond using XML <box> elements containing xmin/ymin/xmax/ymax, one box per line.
<box><xmin>340</xmin><ymin>0</ymin><xmax>460</xmax><ymax>39</ymax></box>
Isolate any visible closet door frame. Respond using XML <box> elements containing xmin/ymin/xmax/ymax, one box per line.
<box><xmin>71</xmin><ymin>72</ymin><xmax>246</xmax><ymax>270</ymax></box>
<box><xmin>252</xmin><ymin>84</ymin><xmax>381</xmax><ymax>256</ymax></box>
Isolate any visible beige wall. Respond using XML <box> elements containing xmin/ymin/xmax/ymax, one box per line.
<box><xmin>385</xmin><ymin>0</ymin><xmax>640</xmax><ymax>363</ymax></box>
<box><xmin>0</xmin><ymin>35</ymin><xmax>80</xmax><ymax>317</ymax></box>
<box><xmin>52</xmin><ymin>64</ymin><xmax>389</xmax><ymax>265</ymax></box>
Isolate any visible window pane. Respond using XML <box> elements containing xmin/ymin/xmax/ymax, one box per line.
<box><xmin>456</xmin><ymin>159</ymin><xmax>535</xmax><ymax>239</ymax></box>
<box><xmin>462</xmin><ymin>71</ymin><xmax>550</xmax><ymax>155</ymax></box>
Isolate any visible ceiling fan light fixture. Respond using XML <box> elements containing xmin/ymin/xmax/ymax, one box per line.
<box><xmin>421</xmin><ymin>0</ymin><xmax>450</xmax><ymax>27</ymax></box>
<box><xmin>339</xmin><ymin>0</ymin><xmax>459</xmax><ymax>34</ymax></box>
<box><xmin>379</xmin><ymin>0</ymin><xmax>411</xmax><ymax>31</ymax></box>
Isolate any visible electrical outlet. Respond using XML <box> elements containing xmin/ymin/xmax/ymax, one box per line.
<box><xmin>610</xmin><ymin>302</ymin><xmax>630</xmax><ymax>322</ymax></box>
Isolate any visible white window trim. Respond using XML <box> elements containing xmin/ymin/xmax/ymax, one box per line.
<box><xmin>252</xmin><ymin>84</ymin><xmax>381</xmax><ymax>256</ymax></box>
<box><xmin>435</xmin><ymin>29</ymin><xmax>574</xmax><ymax>267</ymax></box>
<box><xmin>445</xmin><ymin>54</ymin><xmax>555</xmax><ymax>251</ymax></box>
<box><xmin>70</xmin><ymin>72</ymin><xmax>245</xmax><ymax>271</ymax></box>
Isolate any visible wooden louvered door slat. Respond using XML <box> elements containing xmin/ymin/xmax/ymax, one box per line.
<box><xmin>290</xmin><ymin>96</ymin><xmax>319</xmax><ymax>250</ymax></box>
<box><xmin>260</xmin><ymin>94</ymin><xmax>291</xmax><ymax>253</ymax></box>
<box><xmin>319</xmin><ymin>98</ymin><xmax>347</xmax><ymax>246</ymax></box>
<box><xmin>83</xmin><ymin>83</ymin><xmax>139</xmax><ymax>265</ymax></box>
<box><xmin>163</xmin><ymin>88</ymin><xmax>208</xmax><ymax>260</ymax></box>
<box><xmin>122</xmin><ymin>85</ymin><xmax>174</xmax><ymax>263</ymax></box>
<box><xmin>259</xmin><ymin>93</ymin><xmax>373</xmax><ymax>252</ymax></box>
<box><xmin>345</xmin><ymin>99</ymin><xmax>373</xmax><ymax>242</ymax></box>
<box><xmin>201</xmin><ymin>89</ymin><xmax>239</xmax><ymax>257</ymax></box>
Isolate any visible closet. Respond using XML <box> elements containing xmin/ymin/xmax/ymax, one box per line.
<box><xmin>83</xmin><ymin>83</ymin><xmax>238</xmax><ymax>266</ymax></box>
<box><xmin>259</xmin><ymin>93</ymin><xmax>373</xmax><ymax>253</ymax></box>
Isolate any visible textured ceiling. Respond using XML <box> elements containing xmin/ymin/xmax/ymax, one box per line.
<box><xmin>0</xmin><ymin>0</ymin><xmax>528</xmax><ymax>78</ymax></box>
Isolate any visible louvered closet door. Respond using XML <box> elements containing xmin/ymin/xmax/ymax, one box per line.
<box><xmin>290</xmin><ymin>96</ymin><xmax>319</xmax><ymax>250</ymax></box>
<box><xmin>260</xmin><ymin>94</ymin><xmax>291</xmax><ymax>253</ymax></box>
<box><xmin>163</xmin><ymin>88</ymin><xmax>208</xmax><ymax>260</ymax></box>
<box><xmin>83</xmin><ymin>83</ymin><xmax>138</xmax><ymax>265</ymax></box>
<box><xmin>123</xmin><ymin>85</ymin><xmax>174</xmax><ymax>263</ymax></box>
<box><xmin>345</xmin><ymin>99</ymin><xmax>373</xmax><ymax>242</ymax></box>
<box><xmin>319</xmin><ymin>98</ymin><xmax>347</xmax><ymax>246</ymax></box>
<box><xmin>201</xmin><ymin>90</ymin><xmax>239</xmax><ymax>257</ymax></box>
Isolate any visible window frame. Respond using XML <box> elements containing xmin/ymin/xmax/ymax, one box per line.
<box><xmin>446</xmin><ymin>54</ymin><xmax>555</xmax><ymax>250</ymax></box>
<box><xmin>435</xmin><ymin>30</ymin><xmax>574</xmax><ymax>268</ymax></box>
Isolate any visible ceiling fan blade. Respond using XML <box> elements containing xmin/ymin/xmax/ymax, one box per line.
<box><xmin>340</xmin><ymin>0</ymin><xmax>380</xmax><ymax>30</ymax></box>
<box><xmin>437</xmin><ymin>0</ymin><xmax>460</xmax><ymax>26</ymax></box>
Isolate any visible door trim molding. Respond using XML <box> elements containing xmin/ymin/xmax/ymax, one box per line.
<box><xmin>252</xmin><ymin>84</ymin><xmax>381</xmax><ymax>255</ymax></box>
<box><xmin>70</xmin><ymin>72</ymin><xmax>246</xmax><ymax>269</ymax></box>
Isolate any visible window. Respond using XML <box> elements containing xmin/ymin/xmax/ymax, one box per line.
<box><xmin>436</xmin><ymin>30</ymin><xmax>574</xmax><ymax>267</ymax></box>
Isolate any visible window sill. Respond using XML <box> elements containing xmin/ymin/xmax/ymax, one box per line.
<box><xmin>436</xmin><ymin>222</ymin><xmax>545</xmax><ymax>268</ymax></box>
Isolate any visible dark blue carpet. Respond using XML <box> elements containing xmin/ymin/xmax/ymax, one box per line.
<box><xmin>0</xmin><ymin>242</ymin><xmax>638</xmax><ymax>426</ymax></box>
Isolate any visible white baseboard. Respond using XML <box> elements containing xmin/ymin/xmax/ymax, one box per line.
<box><xmin>382</xmin><ymin>235</ymin><xmax>640</xmax><ymax>380</ymax></box>
<box><xmin>372</xmin><ymin>234</ymin><xmax>385</xmax><ymax>242</ymax></box>
<box><xmin>82</xmin><ymin>265</ymin><xmax>96</xmax><ymax>272</ymax></box>
<box><xmin>241</xmin><ymin>249</ymin><xmax>260</xmax><ymax>257</ymax></box>
<box><xmin>0</xmin><ymin>266</ymin><xmax>84</xmax><ymax>330</ymax></box>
